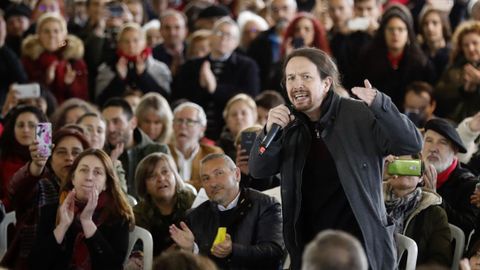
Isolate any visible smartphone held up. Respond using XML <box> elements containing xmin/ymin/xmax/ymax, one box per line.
<box><xmin>36</xmin><ymin>122</ymin><xmax>52</xmax><ymax>157</ymax></box>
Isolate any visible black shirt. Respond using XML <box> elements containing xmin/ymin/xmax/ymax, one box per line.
<box><xmin>299</xmin><ymin>96</ymin><xmax>363</xmax><ymax>249</ymax></box>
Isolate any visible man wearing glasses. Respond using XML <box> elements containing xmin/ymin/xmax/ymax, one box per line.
<box><xmin>173</xmin><ymin>17</ymin><xmax>260</xmax><ymax>141</ymax></box>
<box><xmin>168</xmin><ymin>102</ymin><xmax>223</xmax><ymax>190</ymax></box>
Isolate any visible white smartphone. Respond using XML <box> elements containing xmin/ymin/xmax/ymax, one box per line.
<box><xmin>347</xmin><ymin>17</ymin><xmax>370</xmax><ymax>32</ymax></box>
<box><xmin>14</xmin><ymin>83</ymin><xmax>41</xmax><ymax>99</ymax></box>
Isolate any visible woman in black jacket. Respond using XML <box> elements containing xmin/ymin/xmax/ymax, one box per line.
<box><xmin>355</xmin><ymin>4</ymin><xmax>434</xmax><ymax>107</ymax></box>
<box><xmin>29</xmin><ymin>149</ymin><xmax>134</xmax><ymax>269</ymax></box>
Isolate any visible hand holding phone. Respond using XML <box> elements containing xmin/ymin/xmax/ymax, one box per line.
<box><xmin>387</xmin><ymin>159</ymin><xmax>422</xmax><ymax>176</ymax></box>
<box><xmin>241</xmin><ymin>131</ymin><xmax>257</xmax><ymax>155</ymax></box>
<box><xmin>292</xmin><ymin>37</ymin><xmax>305</xmax><ymax>49</ymax></box>
<box><xmin>347</xmin><ymin>17</ymin><xmax>370</xmax><ymax>32</ymax></box>
<box><xmin>212</xmin><ymin>227</ymin><xmax>227</xmax><ymax>247</ymax></box>
<box><xmin>14</xmin><ymin>83</ymin><xmax>41</xmax><ymax>99</ymax></box>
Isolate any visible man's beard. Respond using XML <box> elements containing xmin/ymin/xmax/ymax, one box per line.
<box><xmin>430</xmin><ymin>153</ymin><xmax>455</xmax><ymax>174</ymax></box>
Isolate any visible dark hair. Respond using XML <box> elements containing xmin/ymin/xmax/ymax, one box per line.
<box><xmin>281</xmin><ymin>12</ymin><xmax>331</xmax><ymax>57</ymax></box>
<box><xmin>46</xmin><ymin>127</ymin><xmax>91</xmax><ymax>175</ymax></box>
<box><xmin>372</xmin><ymin>4</ymin><xmax>427</xmax><ymax>65</ymax></box>
<box><xmin>255</xmin><ymin>90</ymin><xmax>285</xmax><ymax>109</ymax></box>
<box><xmin>52</xmin><ymin>127</ymin><xmax>90</xmax><ymax>152</ymax></box>
<box><xmin>153</xmin><ymin>250</ymin><xmax>218</xmax><ymax>270</ymax></box>
<box><xmin>63</xmin><ymin>148</ymin><xmax>135</xmax><ymax>228</ymax></box>
<box><xmin>50</xmin><ymin>98</ymin><xmax>97</xmax><ymax>131</ymax></box>
<box><xmin>101</xmin><ymin>97</ymin><xmax>134</xmax><ymax>120</ymax></box>
<box><xmin>418</xmin><ymin>7</ymin><xmax>452</xmax><ymax>43</ymax></box>
<box><xmin>282</xmin><ymin>48</ymin><xmax>342</xmax><ymax>92</ymax></box>
<box><xmin>405</xmin><ymin>81</ymin><xmax>435</xmax><ymax>105</ymax></box>
<box><xmin>1</xmin><ymin>105</ymin><xmax>48</xmax><ymax>159</ymax></box>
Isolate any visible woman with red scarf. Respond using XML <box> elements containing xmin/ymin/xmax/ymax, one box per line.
<box><xmin>29</xmin><ymin>148</ymin><xmax>134</xmax><ymax>269</ymax></box>
<box><xmin>21</xmin><ymin>12</ymin><xmax>88</xmax><ymax>104</ymax></box>
<box><xmin>95</xmin><ymin>22</ymin><xmax>172</xmax><ymax>106</ymax></box>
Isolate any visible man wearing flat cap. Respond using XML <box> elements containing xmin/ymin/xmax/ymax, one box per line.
<box><xmin>422</xmin><ymin>118</ymin><xmax>479</xmax><ymax>236</ymax></box>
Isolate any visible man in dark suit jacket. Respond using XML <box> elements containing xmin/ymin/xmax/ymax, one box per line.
<box><xmin>173</xmin><ymin>17</ymin><xmax>260</xmax><ymax>140</ymax></box>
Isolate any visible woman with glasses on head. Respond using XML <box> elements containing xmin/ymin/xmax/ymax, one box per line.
<box><xmin>169</xmin><ymin>102</ymin><xmax>223</xmax><ymax>191</ymax></box>
<box><xmin>383</xmin><ymin>155</ymin><xmax>452</xmax><ymax>267</ymax></box>
<box><xmin>0</xmin><ymin>106</ymin><xmax>48</xmax><ymax>212</ymax></box>
<box><xmin>29</xmin><ymin>149</ymin><xmax>134</xmax><ymax>269</ymax></box>
<box><xmin>133</xmin><ymin>153</ymin><xmax>195</xmax><ymax>256</ymax></box>
<box><xmin>1</xmin><ymin>127</ymin><xmax>89</xmax><ymax>269</ymax></box>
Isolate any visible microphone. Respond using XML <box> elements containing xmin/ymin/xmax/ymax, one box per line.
<box><xmin>258</xmin><ymin>123</ymin><xmax>282</xmax><ymax>155</ymax></box>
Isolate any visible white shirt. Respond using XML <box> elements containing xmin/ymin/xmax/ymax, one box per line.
<box><xmin>174</xmin><ymin>145</ymin><xmax>199</xmax><ymax>181</ymax></box>
<box><xmin>217</xmin><ymin>191</ymin><xmax>241</xmax><ymax>211</ymax></box>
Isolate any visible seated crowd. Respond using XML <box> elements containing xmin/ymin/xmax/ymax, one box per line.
<box><xmin>1</xmin><ymin>0</ymin><xmax>480</xmax><ymax>269</ymax></box>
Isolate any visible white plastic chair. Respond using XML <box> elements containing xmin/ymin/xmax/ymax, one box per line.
<box><xmin>124</xmin><ymin>226</ymin><xmax>153</xmax><ymax>270</ymax></box>
<box><xmin>0</xmin><ymin>211</ymin><xmax>16</xmax><ymax>260</ymax></box>
<box><xmin>127</xmin><ymin>194</ymin><xmax>138</xmax><ymax>207</ymax></box>
<box><xmin>395</xmin><ymin>233</ymin><xmax>418</xmax><ymax>270</ymax></box>
<box><xmin>449</xmin><ymin>224</ymin><xmax>465</xmax><ymax>270</ymax></box>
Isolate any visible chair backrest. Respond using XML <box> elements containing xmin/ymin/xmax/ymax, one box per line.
<box><xmin>127</xmin><ymin>194</ymin><xmax>138</xmax><ymax>207</ymax></box>
<box><xmin>0</xmin><ymin>211</ymin><xmax>16</xmax><ymax>260</ymax></box>
<box><xmin>449</xmin><ymin>223</ymin><xmax>465</xmax><ymax>270</ymax></box>
<box><xmin>395</xmin><ymin>233</ymin><xmax>418</xmax><ymax>270</ymax></box>
<box><xmin>124</xmin><ymin>226</ymin><xmax>154</xmax><ymax>270</ymax></box>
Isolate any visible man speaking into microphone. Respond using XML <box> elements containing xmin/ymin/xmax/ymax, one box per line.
<box><xmin>249</xmin><ymin>48</ymin><xmax>422</xmax><ymax>270</ymax></box>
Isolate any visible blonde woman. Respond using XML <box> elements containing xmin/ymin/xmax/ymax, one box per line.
<box><xmin>95</xmin><ymin>22</ymin><xmax>171</xmax><ymax>105</ymax></box>
<box><xmin>135</xmin><ymin>92</ymin><xmax>173</xmax><ymax>144</ymax></box>
<box><xmin>21</xmin><ymin>12</ymin><xmax>88</xmax><ymax>104</ymax></box>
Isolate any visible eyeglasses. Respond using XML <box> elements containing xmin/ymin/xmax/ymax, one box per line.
<box><xmin>213</xmin><ymin>30</ymin><xmax>237</xmax><ymax>40</ymax></box>
<box><xmin>173</xmin><ymin>118</ymin><xmax>200</xmax><ymax>127</ymax></box>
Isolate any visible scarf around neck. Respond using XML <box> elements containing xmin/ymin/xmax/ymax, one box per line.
<box><xmin>116</xmin><ymin>47</ymin><xmax>152</xmax><ymax>62</ymax></box>
<box><xmin>385</xmin><ymin>186</ymin><xmax>422</xmax><ymax>234</ymax></box>
<box><xmin>58</xmin><ymin>190</ymin><xmax>110</xmax><ymax>270</ymax></box>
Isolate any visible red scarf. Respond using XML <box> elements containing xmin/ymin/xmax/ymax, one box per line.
<box><xmin>436</xmin><ymin>158</ymin><xmax>458</xmax><ymax>189</ymax></box>
<box><xmin>116</xmin><ymin>47</ymin><xmax>152</xmax><ymax>62</ymax></box>
<box><xmin>59</xmin><ymin>191</ymin><xmax>110</xmax><ymax>270</ymax></box>
<box><xmin>387</xmin><ymin>51</ymin><xmax>404</xmax><ymax>70</ymax></box>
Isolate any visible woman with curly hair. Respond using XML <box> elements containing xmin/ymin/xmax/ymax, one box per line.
<box><xmin>0</xmin><ymin>105</ymin><xmax>47</xmax><ymax>211</ymax></box>
<box><xmin>435</xmin><ymin>20</ymin><xmax>480</xmax><ymax>122</ymax></box>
